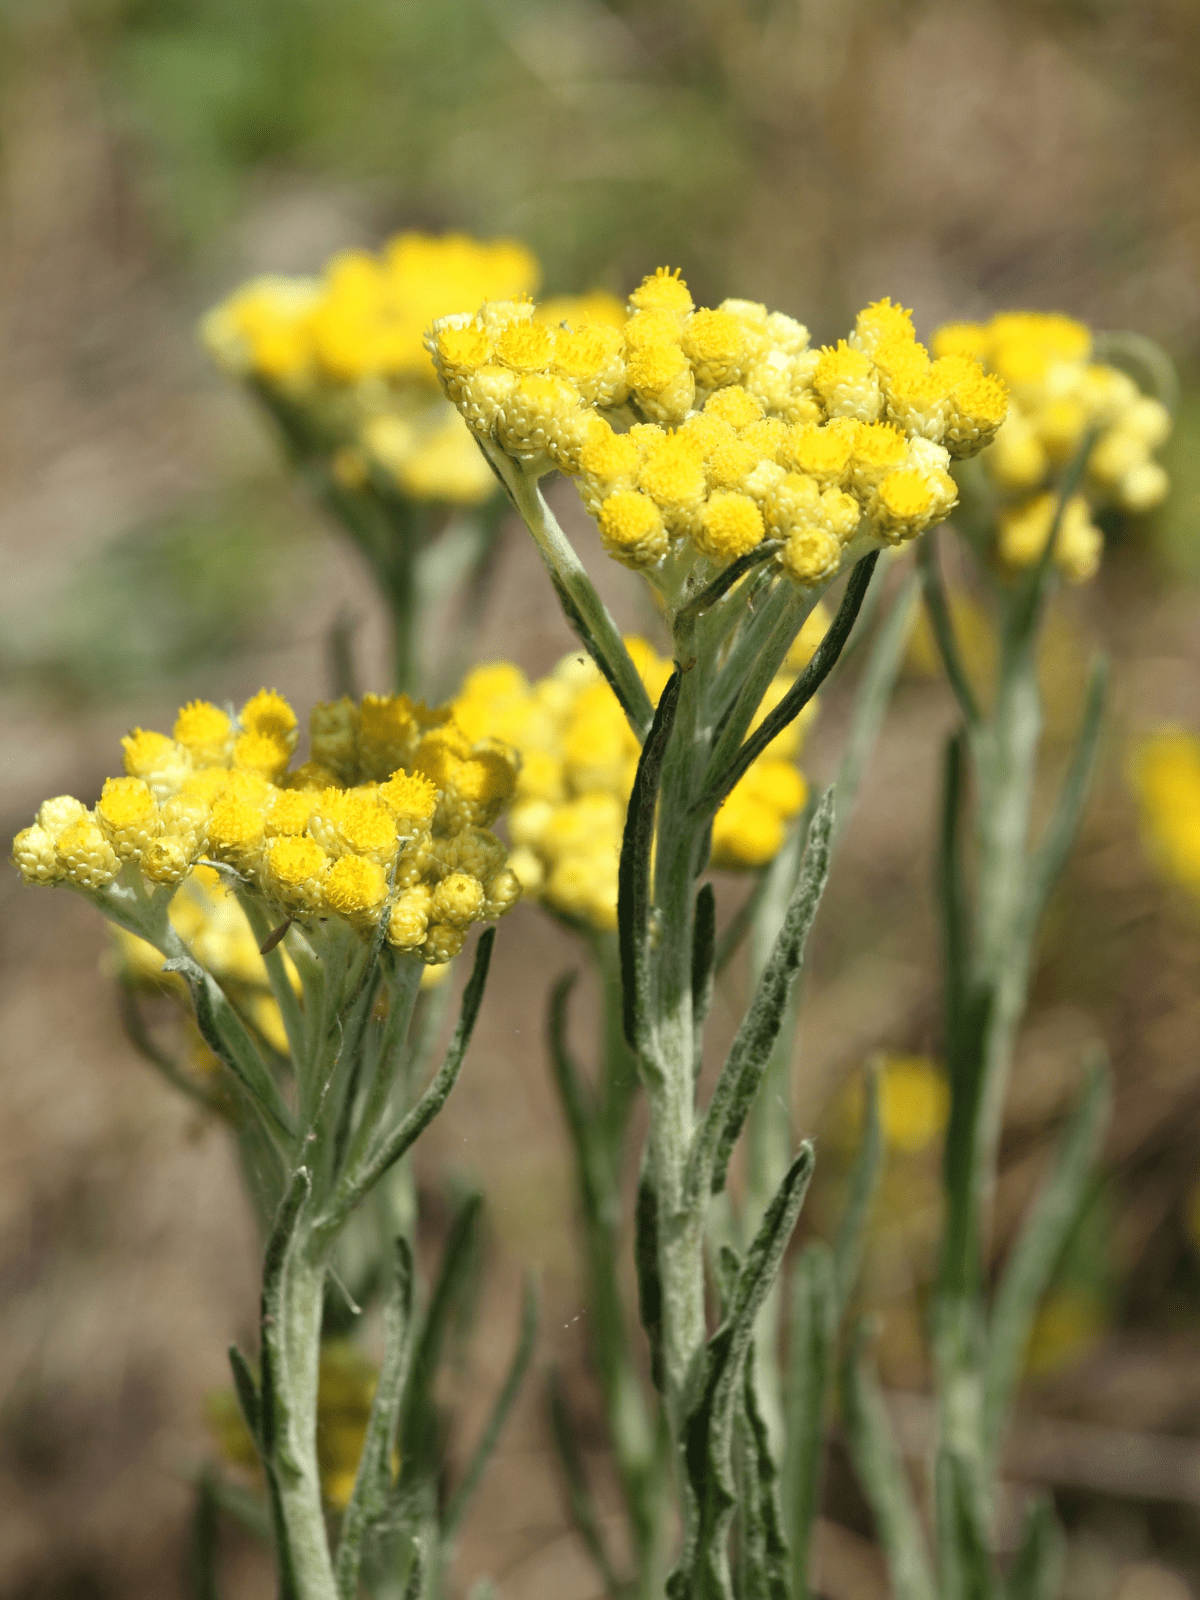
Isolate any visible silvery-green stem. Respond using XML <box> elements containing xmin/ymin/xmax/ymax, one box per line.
<box><xmin>481</xmin><ymin>447</ymin><xmax>654</xmax><ymax>738</ymax></box>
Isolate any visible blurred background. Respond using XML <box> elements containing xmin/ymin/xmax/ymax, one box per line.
<box><xmin>2</xmin><ymin>1</ymin><xmax>1200</xmax><ymax>1595</ymax></box>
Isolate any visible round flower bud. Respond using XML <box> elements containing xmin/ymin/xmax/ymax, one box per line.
<box><xmin>872</xmin><ymin>468</ymin><xmax>942</xmax><ymax>543</ymax></box>
<box><xmin>627</xmin><ymin>267</ymin><xmax>694</xmax><ymax>319</ymax></box>
<box><xmin>37</xmin><ymin>795</ymin><xmax>88</xmax><ymax>841</ymax></box>
<box><xmin>264</xmin><ymin>835</ymin><xmax>330</xmax><ymax>916</ymax></box>
<box><xmin>694</xmin><ymin>493</ymin><xmax>765</xmax><ymax>563</ymax></box>
<box><xmin>96</xmin><ymin>776</ymin><xmax>161</xmax><ymax>862</ymax></box>
<box><xmin>324</xmin><ymin>855</ymin><xmax>388</xmax><ymax>926</ymax></box>
<box><xmin>207</xmin><ymin>796</ymin><xmax>265</xmax><ymax>865</ymax></box>
<box><xmin>141</xmin><ymin>837</ymin><xmax>192</xmax><ymax>886</ymax></box>
<box><xmin>121</xmin><ymin>729</ymin><xmax>191</xmax><ymax>799</ymax></box>
<box><xmin>458</xmin><ymin>364</ymin><xmax>519</xmax><ymax>435</ymax></box>
<box><xmin>386</xmin><ymin>884</ymin><xmax>434</xmax><ymax>951</ymax></box>
<box><xmin>682</xmin><ymin>309</ymin><xmax>750</xmax><ymax>388</ymax></box>
<box><xmin>173</xmin><ymin>701</ymin><xmax>233</xmax><ymax>766</ymax></box>
<box><xmin>598</xmin><ymin>491</ymin><xmax>669</xmax><ymax>569</ymax></box>
<box><xmin>55</xmin><ymin>817</ymin><xmax>120</xmax><ymax>889</ymax></box>
<box><xmin>1118</xmin><ymin>460</ymin><xmax>1169</xmax><ymax>513</ymax></box>
<box><xmin>423</xmin><ymin>922</ymin><xmax>467</xmax><ymax>964</ymax></box>
<box><xmin>482</xmin><ymin>866</ymin><xmax>523</xmax><ymax>919</ymax></box>
<box><xmin>432</xmin><ymin>871</ymin><xmax>485</xmax><ymax>927</ymax></box>
<box><xmin>782</xmin><ymin>527</ymin><xmax>842</xmax><ymax>587</ymax></box>
<box><xmin>12</xmin><ymin>824</ymin><xmax>62</xmax><ymax>884</ymax></box>
<box><xmin>239</xmin><ymin>689</ymin><xmax>298</xmax><ymax>748</ymax></box>
<box><xmin>703</xmin><ymin>385</ymin><xmax>764</xmax><ymax>431</ymax></box>
<box><xmin>625</xmin><ymin>342</ymin><xmax>695</xmax><ymax>425</ymax></box>
<box><xmin>813</xmin><ymin>342</ymin><xmax>883</xmax><ymax>422</ymax></box>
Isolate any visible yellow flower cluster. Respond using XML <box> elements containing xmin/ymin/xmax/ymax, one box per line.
<box><xmin>451</xmin><ymin>617</ymin><xmax>826</xmax><ymax>931</ymax></box>
<box><xmin>204</xmin><ymin>230</ymin><xmax>626</xmax><ymax>506</ymax></box>
<box><xmin>1132</xmin><ymin>730</ymin><xmax>1200</xmax><ymax>899</ymax></box>
<box><xmin>933</xmin><ymin>312</ymin><xmax>1173</xmax><ymax>583</ymax></box>
<box><xmin>429</xmin><ymin>272</ymin><xmax>1007</xmax><ymax>586</ymax></box>
<box><xmin>112</xmin><ymin>866</ymin><xmax>296</xmax><ymax>1055</ymax></box>
<box><xmin>12</xmin><ymin>688</ymin><xmax>522</xmax><ymax>966</ymax></box>
<box><xmin>207</xmin><ymin>1338</ymin><xmax>384</xmax><ymax>1510</ymax></box>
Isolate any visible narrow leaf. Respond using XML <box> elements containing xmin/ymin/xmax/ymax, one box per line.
<box><xmin>834</xmin><ymin>569</ymin><xmax>922</xmax><ymax>841</ymax></box>
<box><xmin>444</xmin><ymin>1274</ymin><xmax>539</xmax><ymax>1540</ymax></box>
<box><xmin>258</xmin><ymin>1166</ymin><xmax>313</xmax><ymax>1467</ymax></box>
<box><xmin>323</xmin><ymin>930</ymin><xmax>494</xmax><ymax>1234</ymax></box>
<box><xmin>1024</xmin><ymin>654</ymin><xmax>1107</xmax><ymax>928</ymax></box>
<box><xmin>546</xmin><ymin>972</ymin><xmax>600</xmax><ymax>1216</ymax></box>
<box><xmin>939</xmin><ymin>731</ymin><xmax>973</xmax><ymax>1051</ymax></box>
<box><xmin>936</xmin><ymin>1449</ymin><xmax>997</xmax><ymax>1600</ymax></box>
<box><xmin>1004</xmin><ymin>1496</ymin><xmax>1063</xmax><ymax>1600</ymax></box>
<box><xmin>841</xmin><ymin>1322</ymin><xmax>936</xmax><ymax>1600</ymax></box>
<box><xmin>669</xmin><ymin>1146</ymin><xmax>815</xmax><ymax>1600</ymax></box>
<box><xmin>191</xmin><ymin>1469</ymin><xmax>221</xmax><ymax>1600</ymax></box>
<box><xmin>228</xmin><ymin>1344</ymin><xmax>261</xmax><ymax>1447</ymax></box>
<box><xmin>634</xmin><ymin>1163</ymin><xmax>665</xmax><ymax>1393</ymax></box>
<box><xmin>833</xmin><ymin>1062</ymin><xmax>883</xmax><ymax>1311</ymax></box>
<box><xmin>983</xmin><ymin>1052</ymin><xmax>1111</xmax><ymax>1460</ymax></box>
<box><xmin>783</xmin><ymin>1243</ymin><xmax>837</xmax><ymax>1600</ymax></box>
<box><xmin>741</xmin><ymin>1348</ymin><xmax>790</xmax><ymax>1600</ymax></box>
<box><xmin>399</xmin><ymin>1193</ymin><xmax>483</xmax><ymax>1487</ymax></box>
<box><xmin>917</xmin><ymin>535</ymin><xmax>980</xmax><ymax>728</ymax></box>
<box><xmin>696</xmin><ymin>793</ymin><xmax>833</xmax><ymax>1198</ymax></box>
<box><xmin>165</xmin><ymin>954</ymin><xmax>294</xmax><ymax>1144</ymax></box>
<box><xmin>618</xmin><ymin>668</ymin><xmax>681</xmax><ymax>1057</ymax></box>
<box><xmin>335</xmin><ymin>1239</ymin><xmax>415</xmax><ymax>1598</ymax></box>
<box><xmin>692</xmin><ymin>882</ymin><xmax>717</xmax><ymax>1078</ymax></box>
<box><xmin>677</xmin><ymin>539</ymin><xmax>783</xmax><ymax>625</ymax></box>
<box><xmin>699</xmin><ymin>553</ymin><xmax>880</xmax><ymax>816</ymax></box>
<box><xmin>548</xmin><ymin>1369</ymin><xmax>628</xmax><ymax>1600</ymax></box>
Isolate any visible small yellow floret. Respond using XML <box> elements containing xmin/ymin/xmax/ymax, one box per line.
<box><xmin>325</xmin><ymin>856</ymin><xmax>388</xmax><ymax>924</ymax></box>
<box><xmin>682</xmin><ymin>309</ymin><xmax>748</xmax><ymax>388</ymax></box>
<box><xmin>874</xmin><ymin>469</ymin><xmax>940</xmax><ymax>542</ymax></box>
<box><xmin>378</xmin><ymin>770</ymin><xmax>439</xmax><ymax>826</ymax></box>
<box><xmin>240</xmin><ymin>689</ymin><xmax>298</xmax><ymax>745</ymax></box>
<box><xmin>174</xmin><ymin>701</ymin><xmax>232</xmax><ymax>763</ymax></box>
<box><xmin>597</xmin><ymin>491</ymin><xmax>669</xmax><ymax>568</ymax></box>
<box><xmin>96</xmin><ymin>776</ymin><xmax>160</xmax><ymax>861</ymax></box>
<box><xmin>703</xmin><ymin>386</ymin><xmax>765</xmax><ymax>430</ymax></box>
<box><xmin>694</xmin><ymin>493</ymin><xmax>765</xmax><ymax>563</ymax></box>
<box><xmin>122</xmin><ymin>729</ymin><xmax>181</xmax><ymax>781</ymax></box>
<box><xmin>494</xmin><ymin>321</ymin><xmax>555</xmax><ymax>374</ymax></box>
<box><xmin>234</xmin><ymin>731</ymin><xmax>292</xmax><ymax>781</ymax></box>
<box><xmin>628</xmin><ymin>267</ymin><xmax>694</xmax><ymax>318</ymax></box>
<box><xmin>432</xmin><ymin>872</ymin><xmax>485</xmax><ymax>927</ymax></box>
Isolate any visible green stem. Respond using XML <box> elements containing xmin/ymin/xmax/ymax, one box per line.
<box><xmin>482</xmin><ymin>448</ymin><xmax>654</xmax><ymax>738</ymax></box>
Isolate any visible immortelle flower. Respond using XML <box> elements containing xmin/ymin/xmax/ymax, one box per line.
<box><xmin>12</xmin><ymin>686</ymin><xmax>522</xmax><ymax>966</ymax></box>
<box><xmin>428</xmin><ymin>274</ymin><xmax>1005</xmax><ymax>594</ymax></box>
<box><xmin>203</xmin><ymin>232</ymin><xmax>626</xmax><ymax>508</ymax></box>
<box><xmin>933</xmin><ymin>311</ymin><xmax>1173</xmax><ymax>584</ymax></box>
<box><xmin>451</xmin><ymin>613</ymin><xmax>827</xmax><ymax>931</ymax></box>
<box><xmin>1131</xmin><ymin>729</ymin><xmax>1200</xmax><ymax>899</ymax></box>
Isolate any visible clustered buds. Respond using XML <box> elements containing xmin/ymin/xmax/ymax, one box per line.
<box><xmin>450</xmin><ymin>617</ymin><xmax>826</xmax><ymax>932</ymax></box>
<box><xmin>429</xmin><ymin>272</ymin><xmax>1007</xmax><ymax>588</ymax></box>
<box><xmin>13</xmin><ymin>688</ymin><xmax>522</xmax><ymax>966</ymax></box>
<box><xmin>933</xmin><ymin>312</ymin><xmax>1173</xmax><ymax>584</ymax></box>
<box><xmin>202</xmin><ymin>231</ymin><xmax>627</xmax><ymax>509</ymax></box>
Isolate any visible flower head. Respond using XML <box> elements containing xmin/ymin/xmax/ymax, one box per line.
<box><xmin>432</xmin><ymin>270</ymin><xmax>1002</xmax><ymax>592</ymax></box>
<box><xmin>932</xmin><ymin>310</ymin><xmax>1173</xmax><ymax>583</ymax></box>
<box><xmin>12</xmin><ymin>687</ymin><xmax>521</xmax><ymax>966</ymax></box>
<box><xmin>451</xmin><ymin>638</ymin><xmax>818</xmax><ymax>930</ymax></box>
<box><xmin>204</xmin><ymin>234</ymin><xmax>624</xmax><ymax>509</ymax></box>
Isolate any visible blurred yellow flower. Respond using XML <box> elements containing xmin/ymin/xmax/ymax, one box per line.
<box><xmin>1132</xmin><ymin>730</ymin><xmax>1200</xmax><ymax>898</ymax></box>
<box><xmin>206</xmin><ymin>1339</ymin><xmax>389</xmax><ymax>1510</ymax></box>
